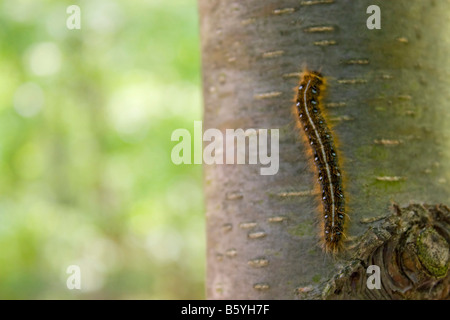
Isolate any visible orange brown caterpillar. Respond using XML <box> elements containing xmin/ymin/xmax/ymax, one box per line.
<box><xmin>295</xmin><ymin>71</ymin><xmax>345</xmax><ymax>252</ymax></box>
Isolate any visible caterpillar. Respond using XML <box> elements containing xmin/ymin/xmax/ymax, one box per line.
<box><xmin>295</xmin><ymin>71</ymin><xmax>345</xmax><ymax>253</ymax></box>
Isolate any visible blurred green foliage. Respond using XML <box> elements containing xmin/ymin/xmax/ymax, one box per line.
<box><xmin>0</xmin><ymin>0</ymin><xmax>204</xmax><ymax>299</ymax></box>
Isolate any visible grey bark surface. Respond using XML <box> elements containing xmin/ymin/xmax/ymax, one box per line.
<box><xmin>200</xmin><ymin>0</ymin><xmax>450</xmax><ymax>299</ymax></box>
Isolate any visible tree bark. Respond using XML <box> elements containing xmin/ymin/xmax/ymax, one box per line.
<box><xmin>200</xmin><ymin>0</ymin><xmax>450</xmax><ymax>299</ymax></box>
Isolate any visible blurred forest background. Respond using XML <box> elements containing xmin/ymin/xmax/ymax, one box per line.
<box><xmin>0</xmin><ymin>0</ymin><xmax>204</xmax><ymax>299</ymax></box>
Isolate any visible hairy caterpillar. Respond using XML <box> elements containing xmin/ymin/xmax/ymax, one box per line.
<box><xmin>295</xmin><ymin>71</ymin><xmax>345</xmax><ymax>252</ymax></box>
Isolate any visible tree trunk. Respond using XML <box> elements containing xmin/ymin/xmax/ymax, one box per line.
<box><xmin>200</xmin><ymin>0</ymin><xmax>450</xmax><ymax>299</ymax></box>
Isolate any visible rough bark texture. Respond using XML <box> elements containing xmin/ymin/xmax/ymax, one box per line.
<box><xmin>316</xmin><ymin>203</ymin><xmax>450</xmax><ymax>299</ymax></box>
<box><xmin>200</xmin><ymin>0</ymin><xmax>450</xmax><ymax>299</ymax></box>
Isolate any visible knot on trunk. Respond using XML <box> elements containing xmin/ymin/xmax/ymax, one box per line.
<box><xmin>322</xmin><ymin>204</ymin><xmax>449</xmax><ymax>299</ymax></box>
